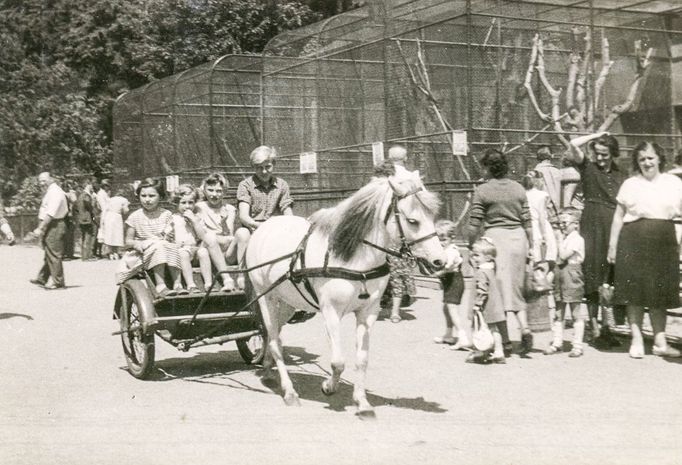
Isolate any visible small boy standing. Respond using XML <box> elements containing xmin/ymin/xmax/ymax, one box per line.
<box><xmin>467</xmin><ymin>237</ymin><xmax>506</xmax><ymax>364</ymax></box>
<box><xmin>432</xmin><ymin>220</ymin><xmax>471</xmax><ymax>350</ymax></box>
<box><xmin>544</xmin><ymin>208</ymin><xmax>586</xmax><ymax>358</ymax></box>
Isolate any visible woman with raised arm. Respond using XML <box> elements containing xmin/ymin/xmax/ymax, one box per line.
<box><xmin>607</xmin><ymin>142</ymin><xmax>682</xmax><ymax>359</ymax></box>
<box><xmin>565</xmin><ymin>132</ymin><xmax>627</xmax><ymax>346</ymax></box>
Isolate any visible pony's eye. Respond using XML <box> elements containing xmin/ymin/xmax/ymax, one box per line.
<box><xmin>406</xmin><ymin>218</ymin><xmax>419</xmax><ymax>226</ymax></box>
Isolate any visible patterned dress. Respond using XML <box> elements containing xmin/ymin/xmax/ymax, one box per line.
<box><xmin>115</xmin><ymin>208</ymin><xmax>181</xmax><ymax>284</ymax></box>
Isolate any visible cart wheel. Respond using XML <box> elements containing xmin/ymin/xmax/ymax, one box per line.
<box><xmin>237</xmin><ymin>334</ymin><xmax>265</xmax><ymax>365</ymax></box>
<box><xmin>118</xmin><ymin>286</ymin><xmax>155</xmax><ymax>379</ymax></box>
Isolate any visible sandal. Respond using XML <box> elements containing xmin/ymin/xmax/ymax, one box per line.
<box><xmin>188</xmin><ymin>286</ymin><xmax>202</xmax><ymax>294</ymax></box>
<box><xmin>434</xmin><ymin>336</ymin><xmax>457</xmax><ymax>345</ymax></box>
<box><xmin>157</xmin><ymin>288</ymin><xmax>172</xmax><ymax>298</ymax></box>
<box><xmin>491</xmin><ymin>355</ymin><xmax>506</xmax><ymax>364</ymax></box>
<box><xmin>176</xmin><ymin>288</ymin><xmax>190</xmax><ymax>296</ymax></box>
<box><xmin>390</xmin><ymin>315</ymin><xmax>402</xmax><ymax>323</ymax></box>
<box><xmin>543</xmin><ymin>344</ymin><xmax>562</xmax><ymax>355</ymax></box>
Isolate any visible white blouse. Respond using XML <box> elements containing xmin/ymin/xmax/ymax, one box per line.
<box><xmin>616</xmin><ymin>173</ymin><xmax>682</xmax><ymax>223</ymax></box>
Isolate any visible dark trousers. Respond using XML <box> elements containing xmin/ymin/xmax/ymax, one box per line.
<box><xmin>79</xmin><ymin>223</ymin><xmax>95</xmax><ymax>260</ymax></box>
<box><xmin>36</xmin><ymin>219</ymin><xmax>66</xmax><ymax>287</ymax></box>
<box><xmin>63</xmin><ymin>218</ymin><xmax>75</xmax><ymax>258</ymax></box>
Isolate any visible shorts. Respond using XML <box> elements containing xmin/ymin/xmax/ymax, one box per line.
<box><xmin>440</xmin><ymin>271</ymin><xmax>464</xmax><ymax>304</ymax></box>
<box><xmin>555</xmin><ymin>263</ymin><xmax>584</xmax><ymax>303</ymax></box>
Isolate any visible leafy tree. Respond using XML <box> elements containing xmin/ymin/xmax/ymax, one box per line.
<box><xmin>0</xmin><ymin>0</ymin><xmax>329</xmax><ymax>208</ymax></box>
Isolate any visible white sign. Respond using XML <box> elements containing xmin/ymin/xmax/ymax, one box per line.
<box><xmin>452</xmin><ymin>130</ymin><xmax>468</xmax><ymax>156</ymax></box>
<box><xmin>299</xmin><ymin>151</ymin><xmax>318</xmax><ymax>174</ymax></box>
<box><xmin>165</xmin><ymin>175</ymin><xmax>179</xmax><ymax>193</ymax></box>
<box><xmin>372</xmin><ymin>141</ymin><xmax>384</xmax><ymax>166</ymax></box>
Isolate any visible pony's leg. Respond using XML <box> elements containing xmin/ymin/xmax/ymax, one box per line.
<box><xmin>353</xmin><ymin>309</ymin><xmax>378</xmax><ymax>419</ymax></box>
<box><xmin>259</xmin><ymin>295</ymin><xmax>300</xmax><ymax>406</ymax></box>
<box><xmin>320</xmin><ymin>305</ymin><xmax>344</xmax><ymax>396</ymax></box>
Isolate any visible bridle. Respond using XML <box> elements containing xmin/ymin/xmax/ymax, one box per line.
<box><xmin>362</xmin><ymin>181</ymin><xmax>438</xmax><ymax>269</ymax></box>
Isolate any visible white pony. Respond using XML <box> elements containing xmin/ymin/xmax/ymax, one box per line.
<box><xmin>245</xmin><ymin>172</ymin><xmax>445</xmax><ymax>418</ymax></box>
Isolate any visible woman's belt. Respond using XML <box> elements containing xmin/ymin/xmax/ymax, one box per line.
<box><xmin>584</xmin><ymin>198</ymin><xmax>616</xmax><ymax>208</ymax></box>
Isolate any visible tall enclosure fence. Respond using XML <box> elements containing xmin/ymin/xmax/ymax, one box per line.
<box><xmin>113</xmin><ymin>0</ymin><xmax>682</xmax><ymax>239</ymax></box>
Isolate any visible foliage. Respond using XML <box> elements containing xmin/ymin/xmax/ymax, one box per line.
<box><xmin>0</xmin><ymin>0</ymin><xmax>337</xmax><ymax>208</ymax></box>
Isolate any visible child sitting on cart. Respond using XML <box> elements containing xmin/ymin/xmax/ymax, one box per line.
<box><xmin>165</xmin><ymin>184</ymin><xmax>236</xmax><ymax>294</ymax></box>
<box><xmin>195</xmin><ymin>173</ymin><xmax>241</xmax><ymax>289</ymax></box>
<box><xmin>117</xmin><ymin>178</ymin><xmax>182</xmax><ymax>297</ymax></box>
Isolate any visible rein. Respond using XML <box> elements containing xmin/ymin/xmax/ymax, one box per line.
<box><xmin>177</xmin><ymin>183</ymin><xmax>436</xmax><ymax>347</ymax></box>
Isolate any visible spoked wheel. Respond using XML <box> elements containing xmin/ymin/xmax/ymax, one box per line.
<box><xmin>237</xmin><ymin>272</ymin><xmax>266</xmax><ymax>365</ymax></box>
<box><xmin>118</xmin><ymin>286</ymin><xmax>155</xmax><ymax>379</ymax></box>
<box><xmin>237</xmin><ymin>333</ymin><xmax>265</xmax><ymax>365</ymax></box>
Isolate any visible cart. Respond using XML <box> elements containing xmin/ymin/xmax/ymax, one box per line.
<box><xmin>112</xmin><ymin>267</ymin><xmax>265</xmax><ymax>379</ymax></box>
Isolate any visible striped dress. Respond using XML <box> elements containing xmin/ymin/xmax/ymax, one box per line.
<box><xmin>115</xmin><ymin>208</ymin><xmax>181</xmax><ymax>284</ymax></box>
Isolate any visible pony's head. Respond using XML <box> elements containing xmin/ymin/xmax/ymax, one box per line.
<box><xmin>314</xmin><ymin>171</ymin><xmax>445</xmax><ymax>271</ymax></box>
<box><xmin>385</xmin><ymin>171</ymin><xmax>446</xmax><ymax>272</ymax></box>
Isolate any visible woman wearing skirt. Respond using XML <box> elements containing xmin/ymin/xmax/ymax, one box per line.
<box><xmin>608</xmin><ymin>142</ymin><xmax>682</xmax><ymax>359</ymax></box>
<box><xmin>468</xmin><ymin>149</ymin><xmax>534</xmax><ymax>355</ymax></box>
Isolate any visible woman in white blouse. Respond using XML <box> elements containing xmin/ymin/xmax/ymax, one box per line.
<box><xmin>607</xmin><ymin>142</ymin><xmax>682</xmax><ymax>359</ymax></box>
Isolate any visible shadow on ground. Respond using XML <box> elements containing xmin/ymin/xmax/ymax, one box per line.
<box><xmin>0</xmin><ymin>312</ymin><xmax>33</xmax><ymax>320</ymax></box>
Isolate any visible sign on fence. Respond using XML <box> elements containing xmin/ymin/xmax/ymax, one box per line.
<box><xmin>452</xmin><ymin>130</ymin><xmax>468</xmax><ymax>156</ymax></box>
<box><xmin>372</xmin><ymin>142</ymin><xmax>384</xmax><ymax>166</ymax></box>
<box><xmin>299</xmin><ymin>152</ymin><xmax>318</xmax><ymax>174</ymax></box>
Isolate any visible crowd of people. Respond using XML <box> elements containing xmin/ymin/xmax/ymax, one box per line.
<box><xmin>429</xmin><ymin>133</ymin><xmax>682</xmax><ymax>363</ymax></box>
<box><xmin>5</xmin><ymin>134</ymin><xmax>682</xmax><ymax>361</ymax></box>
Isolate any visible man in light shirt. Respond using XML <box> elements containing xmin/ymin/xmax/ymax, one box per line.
<box><xmin>30</xmin><ymin>172</ymin><xmax>69</xmax><ymax>289</ymax></box>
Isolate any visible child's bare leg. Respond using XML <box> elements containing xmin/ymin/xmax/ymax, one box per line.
<box><xmin>197</xmin><ymin>247</ymin><xmax>212</xmax><ymax>289</ymax></box>
<box><xmin>178</xmin><ymin>249</ymin><xmax>195</xmax><ymax>290</ymax></box>
<box><xmin>450</xmin><ymin>303</ymin><xmax>472</xmax><ymax>350</ymax></box>
<box><xmin>390</xmin><ymin>296</ymin><xmax>402</xmax><ymax>323</ymax></box>
<box><xmin>168</xmin><ymin>266</ymin><xmax>180</xmax><ymax>292</ymax></box>
<box><xmin>152</xmin><ymin>264</ymin><xmax>169</xmax><ymax>293</ymax></box>
<box><xmin>435</xmin><ymin>303</ymin><xmax>455</xmax><ymax>344</ymax></box>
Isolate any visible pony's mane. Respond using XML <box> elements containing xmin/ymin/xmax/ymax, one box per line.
<box><xmin>309</xmin><ymin>176</ymin><xmax>440</xmax><ymax>261</ymax></box>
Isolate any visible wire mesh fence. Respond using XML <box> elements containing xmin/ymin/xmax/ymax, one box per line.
<box><xmin>113</xmin><ymin>0</ymin><xmax>682</xmax><ymax>235</ymax></box>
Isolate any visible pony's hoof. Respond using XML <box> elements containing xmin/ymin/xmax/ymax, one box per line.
<box><xmin>321</xmin><ymin>381</ymin><xmax>335</xmax><ymax>396</ymax></box>
<box><xmin>283</xmin><ymin>392</ymin><xmax>301</xmax><ymax>406</ymax></box>
<box><xmin>356</xmin><ymin>408</ymin><xmax>376</xmax><ymax>420</ymax></box>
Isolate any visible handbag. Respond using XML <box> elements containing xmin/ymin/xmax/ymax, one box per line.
<box><xmin>599</xmin><ymin>264</ymin><xmax>615</xmax><ymax>308</ymax></box>
<box><xmin>472</xmin><ymin>308</ymin><xmax>494</xmax><ymax>352</ymax></box>
<box><xmin>524</xmin><ymin>261</ymin><xmax>553</xmax><ymax>297</ymax></box>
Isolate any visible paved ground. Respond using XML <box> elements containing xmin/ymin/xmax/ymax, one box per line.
<box><xmin>1</xmin><ymin>245</ymin><xmax>682</xmax><ymax>465</ymax></box>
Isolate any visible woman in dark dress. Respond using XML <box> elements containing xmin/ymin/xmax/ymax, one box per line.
<box><xmin>565</xmin><ymin>132</ymin><xmax>627</xmax><ymax>346</ymax></box>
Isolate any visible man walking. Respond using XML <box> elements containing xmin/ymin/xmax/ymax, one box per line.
<box><xmin>30</xmin><ymin>172</ymin><xmax>68</xmax><ymax>290</ymax></box>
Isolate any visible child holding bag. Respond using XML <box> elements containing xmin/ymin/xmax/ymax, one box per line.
<box><xmin>467</xmin><ymin>237</ymin><xmax>506</xmax><ymax>364</ymax></box>
<box><xmin>432</xmin><ymin>220</ymin><xmax>471</xmax><ymax>350</ymax></box>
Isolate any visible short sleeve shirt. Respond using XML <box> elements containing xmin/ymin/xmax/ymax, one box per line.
<box><xmin>559</xmin><ymin>230</ymin><xmax>585</xmax><ymax>265</ymax></box>
<box><xmin>616</xmin><ymin>173</ymin><xmax>682</xmax><ymax>222</ymax></box>
<box><xmin>577</xmin><ymin>159</ymin><xmax>627</xmax><ymax>208</ymax></box>
<box><xmin>195</xmin><ymin>201</ymin><xmax>236</xmax><ymax>236</ymax></box>
<box><xmin>125</xmin><ymin>208</ymin><xmax>172</xmax><ymax>240</ymax></box>
<box><xmin>39</xmin><ymin>183</ymin><xmax>68</xmax><ymax>220</ymax></box>
<box><xmin>443</xmin><ymin>244</ymin><xmax>463</xmax><ymax>272</ymax></box>
<box><xmin>236</xmin><ymin>176</ymin><xmax>293</xmax><ymax>222</ymax></box>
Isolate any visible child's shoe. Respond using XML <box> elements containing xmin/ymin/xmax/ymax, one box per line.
<box><xmin>490</xmin><ymin>355</ymin><xmax>506</xmax><ymax>364</ymax></box>
<box><xmin>520</xmin><ymin>331</ymin><xmax>534</xmax><ymax>354</ymax></box>
<box><xmin>543</xmin><ymin>344</ymin><xmax>562</xmax><ymax>355</ymax></box>
<box><xmin>568</xmin><ymin>348</ymin><xmax>583</xmax><ymax>358</ymax></box>
<box><xmin>433</xmin><ymin>335</ymin><xmax>457</xmax><ymax>345</ymax></box>
<box><xmin>176</xmin><ymin>287</ymin><xmax>190</xmax><ymax>296</ymax></box>
<box><xmin>465</xmin><ymin>351</ymin><xmax>490</xmax><ymax>364</ymax></box>
<box><xmin>503</xmin><ymin>341</ymin><xmax>513</xmax><ymax>358</ymax></box>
